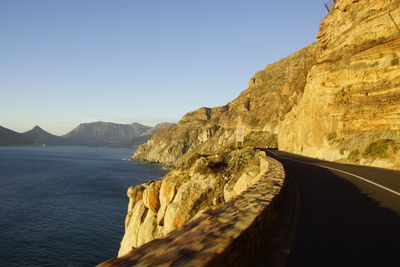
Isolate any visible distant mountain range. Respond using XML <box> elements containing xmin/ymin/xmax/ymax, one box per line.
<box><xmin>0</xmin><ymin>122</ymin><xmax>174</xmax><ymax>147</ymax></box>
<box><xmin>63</xmin><ymin>122</ymin><xmax>152</xmax><ymax>147</ymax></box>
<box><xmin>126</xmin><ymin>122</ymin><xmax>175</xmax><ymax>147</ymax></box>
<box><xmin>0</xmin><ymin>126</ymin><xmax>35</xmax><ymax>146</ymax></box>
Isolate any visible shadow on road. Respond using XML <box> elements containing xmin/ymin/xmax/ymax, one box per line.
<box><xmin>271</xmin><ymin>154</ymin><xmax>400</xmax><ymax>267</ymax></box>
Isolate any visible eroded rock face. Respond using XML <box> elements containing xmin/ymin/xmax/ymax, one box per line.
<box><xmin>137</xmin><ymin>210</ymin><xmax>157</xmax><ymax>246</ymax></box>
<box><xmin>119</xmin><ymin>200</ymin><xmax>147</xmax><ymax>257</ymax></box>
<box><xmin>118</xmin><ymin>0</ymin><xmax>400</xmax><ymax>259</ymax></box>
<box><xmin>116</xmin><ymin>1</ymin><xmax>400</xmax><ymax>261</ymax></box>
<box><xmin>132</xmin><ymin>44</ymin><xmax>318</xmax><ymax>168</ymax></box>
<box><xmin>125</xmin><ymin>185</ymin><xmax>145</xmax><ymax>228</ymax></box>
<box><xmin>278</xmin><ymin>0</ymin><xmax>400</xmax><ymax>169</ymax></box>
<box><xmin>118</xmin><ymin>149</ymin><xmax>268</xmax><ymax>257</ymax></box>
<box><xmin>142</xmin><ymin>181</ymin><xmax>161</xmax><ymax>213</ymax></box>
<box><xmin>132</xmin><ymin>1</ymin><xmax>399</xmax><ymax>171</ymax></box>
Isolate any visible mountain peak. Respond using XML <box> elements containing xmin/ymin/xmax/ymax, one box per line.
<box><xmin>23</xmin><ymin>126</ymin><xmax>62</xmax><ymax>145</ymax></box>
<box><xmin>0</xmin><ymin>125</ymin><xmax>34</xmax><ymax>146</ymax></box>
<box><xmin>28</xmin><ymin>125</ymin><xmax>50</xmax><ymax>135</ymax></box>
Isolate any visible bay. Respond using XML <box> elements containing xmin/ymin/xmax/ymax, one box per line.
<box><xmin>0</xmin><ymin>146</ymin><xmax>167</xmax><ymax>267</ymax></box>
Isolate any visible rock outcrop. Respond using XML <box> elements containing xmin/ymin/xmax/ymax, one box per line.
<box><xmin>278</xmin><ymin>0</ymin><xmax>400</xmax><ymax>169</ymax></box>
<box><xmin>118</xmin><ymin>0</ymin><xmax>400</xmax><ymax>259</ymax></box>
<box><xmin>133</xmin><ymin>43</ymin><xmax>318</xmax><ymax>168</ymax></box>
<box><xmin>133</xmin><ymin>0</ymin><xmax>400</xmax><ymax>170</ymax></box>
<box><xmin>99</xmin><ymin>156</ymin><xmax>285</xmax><ymax>267</ymax></box>
<box><xmin>118</xmin><ymin>148</ymin><xmax>268</xmax><ymax>257</ymax></box>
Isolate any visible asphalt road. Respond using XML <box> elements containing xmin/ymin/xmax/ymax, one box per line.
<box><xmin>266</xmin><ymin>150</ymin><xmax>400</xmax><ymax>267</ymax></box>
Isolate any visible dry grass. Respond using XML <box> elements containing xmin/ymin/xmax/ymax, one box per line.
<box><xmin>363</xmin><ymin>139</ymin><xmax>397</xmax><ymax>158</ymax></box>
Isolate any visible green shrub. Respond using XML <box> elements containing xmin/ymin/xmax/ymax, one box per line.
<box><xmin>249</xmin><ymin>117</ymin><xmax>260</xmax><ymax>126</ymax></box>
<box><xmin>390</xmin><ymin>53</ymin><xmax>399</xmax><ymax>66</ymax></box>
<box><xmin>244</xmin><ymin>98</ymin><xmax>251</xmax><ymax>111</ymax></box>
<box><xmin>326</xmin><ymin>132</ymin><xmax>337</xmax><ymax>141</ymax></box>
<box><xmin>363</xmin><ymin>139</ymin><xmax>396</xmax><ymax>158</ymax></box>
<box><xmin>242</xmin><ymin>131</ymin><xmax>278</xmax><ymax>149</ymax></box>
<box><xmin>348</xmin><ymin>149</ymin><xmax>360</xmax><ymax>161</ymax></box>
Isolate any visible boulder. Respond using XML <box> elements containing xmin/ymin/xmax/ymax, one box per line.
<box><xmin>157</xmin><ymin>180</ymin><xmax>176</xmax><ymax>225</ymax></box>
<box><xmin>163</xmin><ymin>178</ymin><xmax>220</xmax><ymax>234</ymax></box>
<box><xmin>125</xmin><ymin>185</ymin><xmax>145</xmax><ymax>228</ymax></box>
<box><xmin>142</xmin><ymin>181</ymin><xmax>161</xmax><ymax>213</ymax></box>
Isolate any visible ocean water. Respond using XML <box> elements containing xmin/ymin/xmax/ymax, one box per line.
<box><xmin>0</xmin><ymin>146</ymin><xmax>167</xmax><ymax>267</ymax></box>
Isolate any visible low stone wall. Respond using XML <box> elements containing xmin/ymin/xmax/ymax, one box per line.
<box><xmin>98</xmin><ymin>155</ymin><xmax>286</xmax><ymax>266</ymax></box>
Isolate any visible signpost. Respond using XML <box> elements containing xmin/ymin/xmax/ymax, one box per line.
<box><xmin>236</xmin><ymin>117</ymin><xmax>245</xmax><ymax>148</ymax></box>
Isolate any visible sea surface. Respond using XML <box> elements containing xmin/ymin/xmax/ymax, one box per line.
<box><xmin>0</xmin><ymin>146</ymin><xmax>167</xmax><ymax>267</ymax></box>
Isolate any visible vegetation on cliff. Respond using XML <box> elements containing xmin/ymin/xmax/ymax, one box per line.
<box><xmin>119</xmin><ymin>147</ymin><xmax>269</xmax><ymax>257</ymax></box>
<box><xmin>134</xmin><ymin>1</ymin><xmax>400</xmax><ymax>171</ymax></box>
<box><xmin>133</xmin><ymin>43</ymin><xmax>318</xmax><ymax>167</ymax></box>
<box><xmin>279</xmin><ymin>0</ymin><xmax>400</xmax><ymax>169</ymax></box>
<box><xmin>118</xmin><ymin>0</ymin><xmax>400</xmax><ymax>259</ymax></box>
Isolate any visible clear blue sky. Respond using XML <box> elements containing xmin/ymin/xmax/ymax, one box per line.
<box><xmin>0</xmin><ymin>0</ymin><xmax>326</xmax><ymax>135</ymax></box>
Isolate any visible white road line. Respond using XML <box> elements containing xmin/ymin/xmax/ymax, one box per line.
<box><xmin>268</xmin><ymin>151</ymin><xmax>400</xmax><ymax>197</ymax></box>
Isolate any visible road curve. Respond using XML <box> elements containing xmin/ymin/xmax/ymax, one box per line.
<box><xmin>266</xmin><ymin>150</ymin><xmax>400</xmax><ymax>267</ymax></box>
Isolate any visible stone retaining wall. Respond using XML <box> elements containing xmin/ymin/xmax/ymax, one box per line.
<box><xmin>98</xmin><ymin>155</ymin><xmax>286</xmax><ymax>266</ymax></box>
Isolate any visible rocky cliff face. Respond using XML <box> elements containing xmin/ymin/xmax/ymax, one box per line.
<box><xmin>118</xmin><ymin>0</ymin><xmax>400</xmax><ymax>259</ymax></box>
<box><xmin>119</xmin><ymin>148</ymin><xmax>269</xmax><ymax>257</ymax></box>
<box><xmin>133</xmin><ymin>43</ymin><xmax>318</xmax><ymax>168</ymax></box>
<box><xmin>134</xmin><ymin>0</ymin><xmax>400</xmax><ymax>169</ymax></box>
<box><xmin>278</xmin><ymin>0</ymin><xmax>400</xmax><ymax>169</ymax></box>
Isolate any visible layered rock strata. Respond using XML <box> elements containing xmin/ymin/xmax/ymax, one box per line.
<box><xmin>278</xmin><ymin>0</ymin><xmax>400</xmax><ymax>169</ymax></box>
<box><xmin>134</xmin><ymin>0</ymin><xmax>400</xmax><ymax>170</ymax></box>
<box><xmin>113</xmin><ymin>0</ymin><xmax>400</xmax><ymax>263</ymax></box>
<box><xmin>133</xmin><ymin>43</ymin><xmax>318</xmax><ymax>168</ymax></box>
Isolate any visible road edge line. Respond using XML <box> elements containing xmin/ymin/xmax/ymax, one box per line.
<box><xmin>268</xmin><ymin>151</ymin><xmax>400</xmax><ymax>197</ymax></box>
